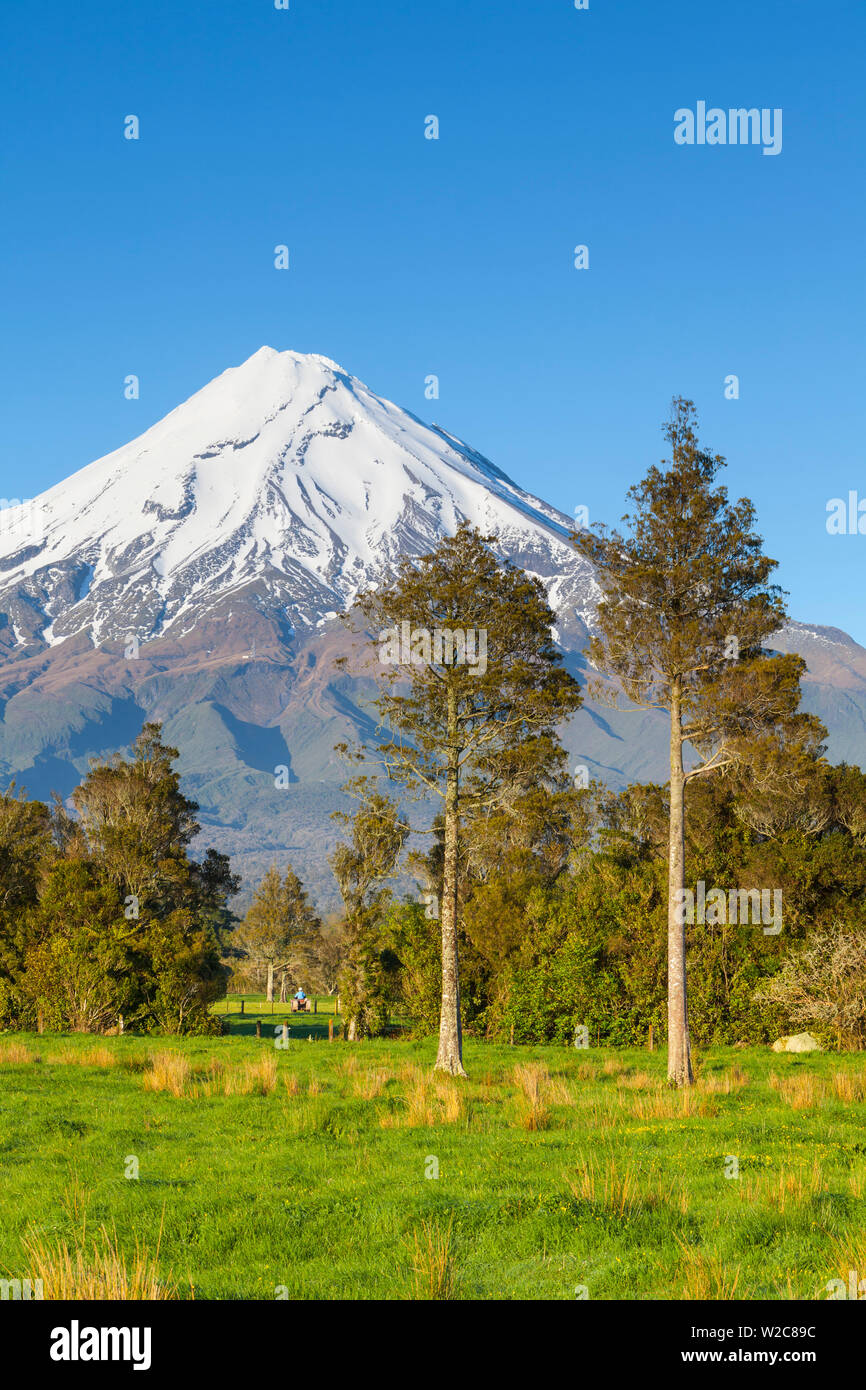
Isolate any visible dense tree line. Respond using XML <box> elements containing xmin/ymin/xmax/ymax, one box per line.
<box><xmin>4</xmin><ymin>722</ymin><xmax>861</xmax><ymax>1048</ymax></box>
<box><xmin>0</xmin><ymin>725</ymin><xmax>238</xmax><ymax>1034</ymax></box>
<box><xmin>336</xmin><ymin>764</ymin><xmax>866</xmax><ymax>1050</ymax></box>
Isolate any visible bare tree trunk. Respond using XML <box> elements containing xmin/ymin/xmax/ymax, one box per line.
<box><xmin>667</xmin><ymin>680</ymin><xmax>694</xmax><ymax>1086</ymax></box>
<box><xmin>435</xmin><ymin>686</ymin><xmax>466</xmax><ymax>1076</ymax></box>
<box><xmin>266</xmin><ymin>961</ymin><xmax>274</xmax><ymax>1004</ymax></box>
<box><xmin>279</xmin><ymin>970</ymin><xmax>287</xmax><ymax>1003</ymax></box>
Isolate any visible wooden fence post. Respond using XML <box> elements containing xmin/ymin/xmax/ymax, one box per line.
<box><xmin>648</xmin><ymin>1023</ymin><xmax>654</xmax><ymax>1051</ymax></box>
<box><xmin>255</xmin><ymin>1019</ymin><xmax>262</xmax><ymax>1039</ymax></box>
<box><xmin>240</xmin><ymin>999</ymin><xmax>245</xmax><ymax>1016</ymax></box>
<box><xmin>328</xmin><ymin>1018</ymin><xmax>334</xmax><ymax>1042</ymax></box>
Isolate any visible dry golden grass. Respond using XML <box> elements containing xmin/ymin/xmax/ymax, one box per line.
<box><xmin>578</xmin><ymin>1094</ymin><xmax>620</xmax><ymax>1133</ymax></box>
<box><xmin>696</xmin><ymin>1065</ymin><xmax>748</xmax><ymax>1094</ymax></box>
<box><xmin>379</xmin><ymin>1066</ymin><xmax>466</xmax><ymax>1128</ymax></box>
<box><xmin>831</xmin><ymin>1069</ymin><xmax>866</xmax><ymax>1103</ymax></box>
<box><xmin>763</xmin><ymin>1068</ymin><xmax>866</xmax><ymax>1111</ymax></box>
<box><xmin>569</xmin><ymin>1154</ymin><xmax>643</xmax><ymax>1218</ymax></box>
<box><xmin>405</xmin><ymin>1216</ymin><xmax>457</xmax><ymax>1300</ymax></box>
<box><xmin>602</xmin><ymin>1057</ymin><xmax>625</xmax><ymax>1076</ymax></box>
<box><xmin>7</xmin><ymin>1042</ymin><xmax>121</xmax><ymax>1069</ymax></box>
<box><xmin>147</xmin><ymin>1053</ymin><xmax>281</xmax><ymax>1099</ymax></box>
<box><xmin>22</xmin><ymin>1223</ymin><xmax>179</xmax><ymax>1300</ymax></box>
<box><xmin>223</xmin><ymin>1054</ymin><xmax>277</xmax><ymax>1097</ymax></box>
<box><xmin>741</xmin><ymin>1157</ymin><xmax>824</xmax><ymax>1211</ymax></box>
<box><xmin>352</xmin><ymin>1067</ymin><xmax>391</xmax><ymax>1099</ymax></box>
<box><xmin>479</xmin><ymin>1069</ymin><xmax>500</xmax><ymax>1088</ymax></box>
<box><xmin>27</xmin><ymin>1043</ymin><xmax>122</xmax><ymax>1069</ymax></box>
<box><xmin>628</xmin><ymin>1085</ymin><xmax>718</xmax><ymax>1121</ymax></box>
<box><xmin>546</xmin><ymin>1075</ymin><xmax>576</xmax><ymax>1105</ymax></box>
<box><xmin>283</xmin><ymin>1073</ymin><xmax>301</xmax><ymax>1097</ymax></box>
<box><xmin>404</xmin><ymin>1075</ymin><xmax>437</xmax><ymax>1127</ymax></box>
<box><xmin>847</xmin><ymin>1165</ymin><xmax>866</xmax><ymax>1199</ymax></box>
<box><xmin>143</xmin><ymin>1050</ymin><xmax>191</xmax><ymax>1097</ymax></box>
<box><xmin>826</xmin><ymin>1230</ymin><xmax>866</xmax><ymax>1291</ymax></box>
<box><xmin>81</xmin><ymin>1045</ymin><xmax>117</xmax><ymax>1068</ymax></box>
<box><xmin>307</xmin><ymin>1075</ymin><xmax>321</xmax><ymax>1097</ymax></box>
<box><xmin>569</xmin><ymin>1151</ymin><xmax>686</xmax><ymax>1216</ymax></box>
<box><xmin>0</xmin><ymin>1040</ymin><xmax>36</xmax><ymax>1064</ymax></box>
<box><xmin>511</xmin><ymin>1062</ymin><xmax>552</xmax><ymax>1131</ymax></box>
<box><xmin>46</xmin><ymin>1046</ymin><xmax>79</xmax><ymax>1066</ymax></box>
<box><xmin>676</xmin><ymin>1241</ymin><xmax>742</xmax><ymax>1299</ymax></box>
<box><xmin>435</xmin><ymin>1076</ymin><xmax>465</xmax><ymax>1124</ymax></box>
<box><xmin>768</xmin><ymin>1071</ymin><xmax>824</xmax><ymax>1111</ymax></box>
<box><xmin>616</xmin><ymin>1069</ymin><xmax>654</xmax><ymax>1090</ymax></box>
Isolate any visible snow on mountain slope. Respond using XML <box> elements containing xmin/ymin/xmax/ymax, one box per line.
<box><xmin>0</xmin><ymin>347</ymin><xmax>598</xmax><ymax>651</ymax></box>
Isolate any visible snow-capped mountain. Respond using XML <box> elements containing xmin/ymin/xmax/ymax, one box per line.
<box><xmin>0</xmin><ymin>346</ymin><xmax>598</xmax><ymax>653</ymax></box>
<box><xmin>0</xmin><ymin>348</ymin><xmax>863</xmax><ymax>907</ymax></box>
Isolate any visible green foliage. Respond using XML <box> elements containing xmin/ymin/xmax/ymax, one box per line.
<box><xmin>330</xmin><ymin>789</ymin><xmax>409</xmax><ymax>1038</ymax></box>
<box><xmin>234</xmin><ymin>863</ymin><xmax>320</xmax><ymax>999</ymax></box>
<box><xmin>379</xmin><ymin>902</ymin><xmax>442</xmax><ymax>1034</ymax></box>
<box><xmin>0</xmin><ymin>724</ymin><xmax>239</xmax><ymax>1035</ymax></box>
<box><xmin>344</xmin><ymin>522</ymin><xmax>582</xmax><ymax>1073</ymax></box>
<box><xmin>375</xmin><ymin>766</ymin><xmax>866</xmax><ymax>1050</ymax></box>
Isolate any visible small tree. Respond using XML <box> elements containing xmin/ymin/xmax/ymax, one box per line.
<box><xmin>72</xmin><ymin>723</ymin><xmax>200</xmax><ymax>910</ymax></box>
<box><xmin>301</xmin><ymin>916</ymin><xmax>350</xmax><ymax>996</ymax></box>
<box><xmin>236</xmin><ymin>865</ymin><xmax>319</xmax><ymax>1001</ymax></box>
<box><xmin>574</xmin><ymin>400</ymin><xmax>824</xmax><ymax>1086</ymax></box>
<box><xmin>345</xmin><ymin>523</ymin><xmax>581</xmax><ymax>1074</ymax></box>
<box><xmin>330</xmin><ymin>789</ymin><xmax>409</xmax><ymax>1039</ymax></box>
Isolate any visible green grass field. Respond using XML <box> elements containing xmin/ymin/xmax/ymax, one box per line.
<box><xmin>1</xmin><ymin>1021</ymin><xmax>864</xmax><ymax>1300</ymax></box>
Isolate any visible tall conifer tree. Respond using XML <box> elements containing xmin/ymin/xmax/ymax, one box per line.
<box><xmin>345</xmin><ymin>523</ymin><xmax>581</xmax><ymax>1075</ymax></box>
<box><xmin>574</xmin><ymin>400</ymin><xmax>824</xmax><ymax>1085</ymax></box>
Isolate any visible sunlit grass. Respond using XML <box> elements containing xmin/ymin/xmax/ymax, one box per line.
<box><xmin>1</xmin><ymin>1034</ymin><xmax>864</xmax><ymax>1300</ymax></box>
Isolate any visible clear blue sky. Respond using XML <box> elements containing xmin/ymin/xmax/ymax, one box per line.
<box><xmin>2</xmin><ymin>0</ymin><xmax>864</xmax><ymax>639</ymax></box>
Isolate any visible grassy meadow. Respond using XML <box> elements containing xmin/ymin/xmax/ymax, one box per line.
<box><xmin>1</xmin><ymin>1012</ymin><xmax>864</xmax><ymax>1300</ymax></box>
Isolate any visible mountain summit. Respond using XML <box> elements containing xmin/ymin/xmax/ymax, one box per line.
<box><xmin>0</xmin><ymin>347</ymin><xmax>596</xmax><ymax>653</ymax></box>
